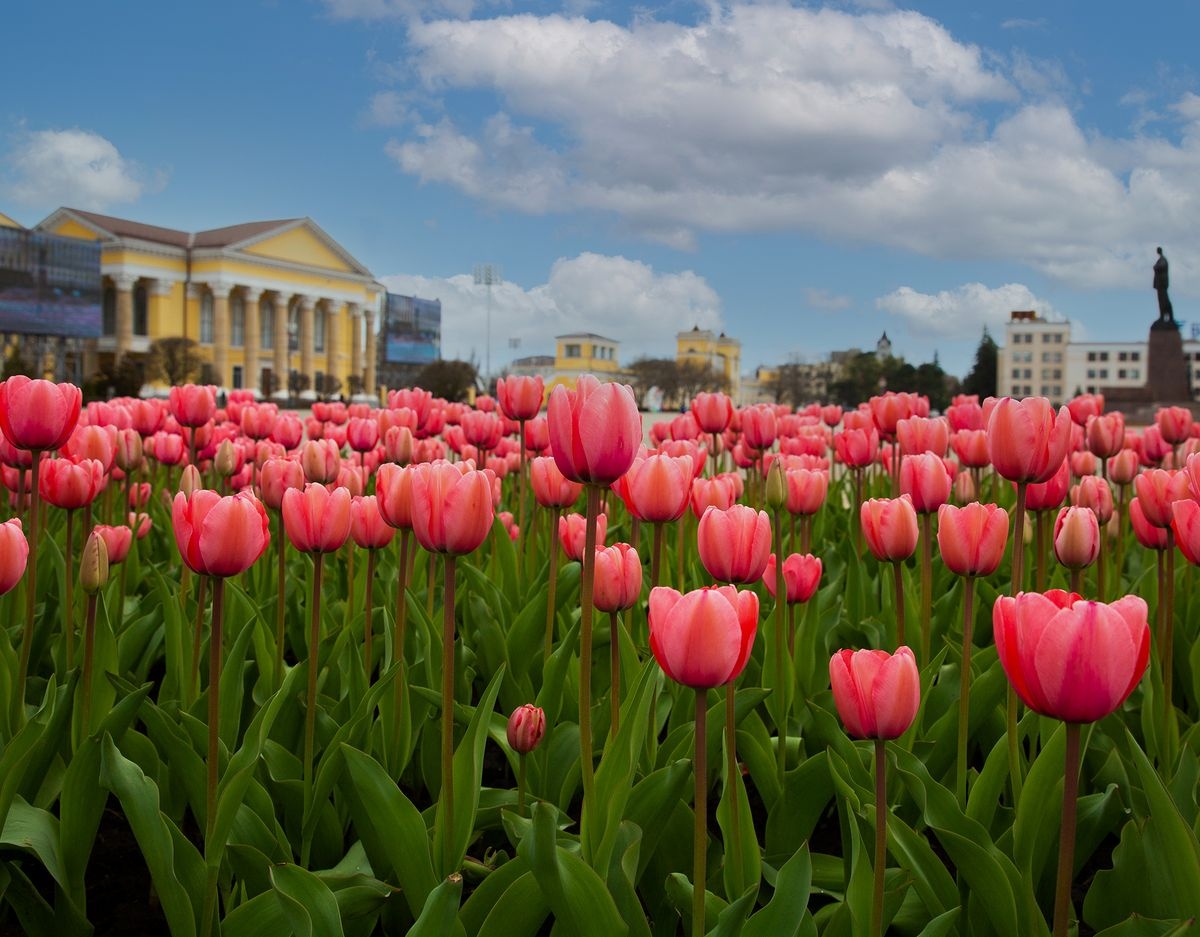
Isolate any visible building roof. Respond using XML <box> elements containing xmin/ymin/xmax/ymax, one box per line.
<box><xmin>56</xmin><ymin>208</ymin><xmax>302</xmax><ymax>249</ymax></box>
<box><xmin>556</xmin><ymin>332</ymin><xmax>618</xmax><ymax>342</ymax></box>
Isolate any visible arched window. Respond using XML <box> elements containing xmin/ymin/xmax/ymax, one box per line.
<box><xmin>260</xmin><ymin>296</ymin><xmax>274</xmax><ymax>350</ymax></box>
<box><xmin>133</xmin><ymin>283</ymin><xmax>148</xmax><ymax>335</ymax></box>
<box><xmin>230</xmin><ymin>293</ymin><xmax>245</xmax><ymax>347</ymax></box>
<box><xmin>314</xmin><ymin>307</ymin><xmax>326</xmax><ymax>353</ymax></box>
<box><xmin>288</xmin><ymin>298</ymin><xmax>300</xmax><ymax>351</ymax></box>
<box><xmin>102</xmin><ymin>285</ymin><xmax>116</xmax><ymax>336</ymax></box>
<box><xmin>200</xmin><ymin>292</ymin><xmax>214</xmax><ymax>344</ymax></box>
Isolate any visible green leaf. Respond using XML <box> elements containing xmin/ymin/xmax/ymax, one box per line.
<box><xmin>1093</xmin><ymin>917</ymin><xmax>1198</xmax><ymax>937</ymax></box>
<box><xmin>474</xmin><ymin>870</ymin><xmax>550</xmax><ymax>937</ymax></box>
<box><xmin>270</xmin><ymin>863</ymin><xmax>344</xmax><ymax>937</ymax></box>
<box><xmin>517</xmin><ymin>802</ymin><xmax>627</xmax><ymax>937</ymax></box>
<box><xmin>742</xmin><ymin>844</ymin><xmax>816</xmax><ymax>937</ymax></box>
<box><xmin>716</xmin><ymin>729</ymin><xmax>760</xmax><ymax>901</ymax></box>
<box><xmin>406</xmin><ymin>874</ymin><xmax>464</xmax><ymax>937</ymax></box>
<box><xmin>339</xmin><ymin>744</ymin><xmax>437</xmax><ymax>920</ymax></box>
<box><xmin>99</xmin><ymin>734</ymin><xmax>203</xmax><ymax>937</ymax></box>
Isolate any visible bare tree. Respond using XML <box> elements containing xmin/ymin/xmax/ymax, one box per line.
<box><xmin>148</xmin><ymin>337</ymin><xmax>202</xmax><ymax>386</ymax></box>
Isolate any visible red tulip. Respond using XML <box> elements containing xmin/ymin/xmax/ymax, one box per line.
<box><xmin>619</xmin><ymin>453</ymin><xmax>693</xmax><ymax>523</ymax></box>
<box><xmin>496</xmin><ymin>375</ymin><xmax>544</xmax><ymax>421</ymax></box>
<box><xmin>869</xmin><ymin>393</ymin><xmax>914</xmax><ymax>440</ymax></box>
<box><xmin>506</xmin><ymin>703</ymin><xmax>546</xmax><ymax>754</ymax></box>
<box><xmin>0</xmin><ymin>518</ymin><xmax>29</xmax><ymax>594</ymax></box>
<box><xmin>936</xmin><ymin>502</ymin><xmax>1008</xmax><ymax>577</ymax></box>
<box><xmin>1085</xmin><ymin>413</ymin><xmax>1125</xmax><ymax>459</ymax></box>
<box><xmin>350</xmin><ymin>495</ymin><xmax>396</xmax><ymax>550</ymax></box>
<box><xmin>1106</xmin><ymin>448</ymin><xmax>1140</xmax><ymax>486</ymax></box>
<box><xmin>899</xmin><ymin>452</ymin><xmax>952</xmax><ymax>513</ymax></box>
<box><xmin>410</xmin><ymin>461</ymin><xmax>495</xmax><ymax>555</ymax></box>
<box><xmin>346</xmin><ymin>417</ymin><xmax>380</xmax><ymax>453</ymax></box>
<box><xmin>986</xmin><ymin>397</ymin><xmax>1071</xmax><ymax>484</ymax></box>
<box><xmin>127</xmin><ymin>398</ymin><xmax>166</xmax><ymax>437</ymax></box>
<box><xmin>1066</xmin><ymin>393</ymin><xmax>1104</xmax><ymax>427</ymax></box>
<box><xmin>763</xmin><ymin>553</ymin><xmax>822</xmax><ymax>603</ymax></box>
<box><xmin>547</xmin><ymin>375</ymin><xmax>641</xmax><ymax>485</ymax></box>
<box><xmin>558</xmin><ymin>511</ymin><xmax>607</xmax><ymax>562</ymax></box>
<box><xmin>168</xmin><ymin>384</ymin><xmax>216</xmax><ymax>429</ymax></box>
<box><xmin>1170</xmin><ymin>498</ymin><xmax>1200</xmax><ymax>565</ymax></box>
<box><xmin>282</xmin><ymin>483</ymin><xmax>352</xmax><ymax>554</ymax></box>
<box><xmin>740</xmin><ymin>404</ymin><xmax>777</xmax><ymax>451</ymax></box>
<box><xmin>946</xmin><ymin>401</ymin><xmax>984</xmax><ymax>432</ymax></box>
<box><xmin>1024</xmin><ymin>459</ymin><xmax>1070</xmax><ymax>512</ymax></box>
<box><xmin>1128</xmin><ymin>498</ymin><xmax>1169</xmax><ymax>549</ymax></box>
<box><xmin>994</xmin><ymin>591</ymin><xmax>1149</xmax><ymax>723</ymax></box>
<box><xmin>896</xmin><ymin>416</ymin><xmax>950</xmax><ymax>457</ymax></box>
<box><xmin>691</xmin><ymin>392</ymin><xmax>733</xmax><ymax>433</ymax></box>
<box><xmin>648</xmin><ymin>585</ymin><xmax>758</xmax><ymax>689</ymax></box>
<box><xmin>1156</xmin><ymin>406</ymin><xmax>1192</xmax><ymax>445</ymax></box>
<box><xmin>1070</xmin><ymin>476</ymin><xmax>1114</xmax><ymax>526</ymax></box>
<box><xmin>950</xmin><ymin>429</ymin><xmax>990</xmax><ymax>469</ymax></box>
<box><xmin>834</xmin><ymin>424</ymin><xmax>879</xmax><ymax>468</ymax></box>
<box><xmin>593</xmin><ymin>543</ymin><xmax>643</xmax><ymax>612</ymax></box>
<box><xmin>39</xmin><ymin>457</ymin><xmax>105</xmax><ymax>510</ymax></box>
<box><xmin>529</xmin><ymin>456</ymin><xmax>583</xmax><ymax>509</ymax></box>
<box><xmin>0</xmin><ymin>377</ymin><xmax>82</xmax><ymax>451</ymax></box>
<box><xmin>93</xmin><ymin>523</ymin><xmax>133</xmax><ymax>565</ymax></box>
<box><xmin>860</xmin><ymin>496</ymin><xmax>919</xmax><ymax>562</ymax></box>
<box><xmin>697</xmin><ymin>504</ymin><xmax>771</xmax><ymax>584</ymax></box>
<box><xmin>829</xmin><ymin>646</ymin><xmax>920</xmax><ymax>740</ymax></box>
<box><xmin>689</xmin><ymin>474</ymin><xmax>737</xmax><ymax>518</ymax></box>
<box><xmin>1053</xmin><ymin>506</ymin><xmax>1100</xmax><ymax>570</ymax></box>
<box><xmin>172</xmin><ymin>490</ymin><xmax>270</xmax><ymax>577</ymax></box>
<box><xmin>300</xmin><ymin>438</ymin><xmax>341</xmax><ymax>484</ymax></box>
<box><xmin>1132</xmin><ymin>469</ymin><xmax>1190</xmax><ymax>528</ymax></box>
<box><xmin>259</xmin><ymin>457</ymin><xmax>306</xmax><ymax>512</ymax></box>
<box><xmin>785</xmin><ymin>468</ymin><xmax>828</xmax><ymax>516</ymax></box>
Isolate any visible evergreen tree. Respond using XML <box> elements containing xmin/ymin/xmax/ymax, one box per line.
<box><xmin>961</xmin><ymin>328</ymin><xmax>998</xmax><ymax>399</ymax></box>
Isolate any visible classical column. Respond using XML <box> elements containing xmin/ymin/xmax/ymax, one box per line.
<box><xmin>348</xmin><ymin>302</ymin><xmax>363</xmax><ymax>394</ymax></box>
<box><xmin>273</xmin><ymin>292</ymin><xmax>289</xmax><ymax>400</ymax></box>
<box><xmin>299</xmin><ymin>294</ymin><xmax>315</xmax><ymax>398</ymax></box>
<box><xmin>211</xmin><ymin>282</ymin><xmax>231</xmax><ymax>389</ymax></box>
<box><xmin>364</xmin><ymin>309</ymin><xmax>378</xmax><ymax>398</ymax></box>
<box><xmin>113</xmin><ymin>273</ymin><xmax>136</xmax><ymax>365</ymax></box>
<box><xmin>242</xmin><ymin>287</ymin><xmax>262</xmax><ymax>396</ymax></box>
<box><xmin>149</xmin><ymin>278</ymin><xmax>175</xmax><ymax>338</ymax></box>
<box><xmin>325</xmin><ymin>301</ymin><xmax>340</xmax><ymax>393</ymax></box>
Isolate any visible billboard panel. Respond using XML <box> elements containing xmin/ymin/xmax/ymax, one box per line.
<box><xmin>0</xmin><ymin>228</ymin><xmax>102</xmax><ymax>337</ymax></box>
<box><xmin>383</xmin><ymin>293</ymin><xmax>441</xmax><ymax>364</ymax></box>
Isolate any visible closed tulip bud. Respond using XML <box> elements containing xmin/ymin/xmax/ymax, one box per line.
<box><xmin>763</xmin><ymin>552</ymin><xmax>822</xmax><ymax>603</ymax></box>
<box><xmin>258</xmin><ymin>457</ymin><xmax>305</xmax><ymax>511</ymax></box>
<box><xmin>376</xmin><ymin>462</ymin><xmax>416</xmax><ymax>529</ymax></box>
<box><xmin>79</xmin><ymin>530</ymin><xmax>109</xmax><ymax>594</ymax></box>
<box><xmin>39</xmin><ymin>457</ymin><xmax>105</xmax><ymax>510</ymax></box>
<box><xmin>950</xmin><ymin>429</ymin><xmax>990</xmax><ymax>469</ymax></box>
<box><xmin>530</xmin><ymin>456</ymin><xmax>583</xmax><ymax>509</ymax></box>
<box><xmin>506</xmin><ymin>704</ymin><xmax>546</xmax><ymax>754</ymax></box>
<box><xmin>829</xmin><ymin>646</ymin><xmax>920</xmax><ymax>740</ymax></box>
<box><xmin>0</xmin><ymin>376</ymin><xmax>83</xmax><ymax>452</ymax></box>
<box><xmin>168</xmin><ymin>384</ymin><xmax>216</xmax><ymax>429</ymax></box>
<box><xmin>384</xmin><ymin>425</ymin><xmax>414</xmax><ymax>464</ymax></box>
<box><xmin>936</xmin><ymin>502</ymin><xmax>1008</xmax><ymax>577</ymax></box>
<box><xmin>861</xmin><ymin>495</ymin><xmax>919</xmax><ymax>562</ymax></box>
<box><xmin>1066</xmin><ymin>393</ymin><xmax>1104</xmax><ymax>427</ymax></box>
<box><xmin>740</xmin><ymin>404</ymin><xmax>778</xmax><ymax>451</ymax></box>
<box><xmin>1170</xmin><ymin>498</ymin><xmax>1200</xmax><ymax>565</ymax></box>
<box><xmin>765</xmin><ymin>458</ymin><xmax>787</xmax><ymax>510</ymax></box>
<box><xmin>1128</xmin><ymin>497</ymin><xmax>1169</xmax><ymax>549</ymax></box>
<box><xmin>649</xmin><ymin>585</ymin><xmax>758</xmax><ymax>688</ymax></box>
<box><xmin>350</xmin><ymin>495</ymin><xmax>396</xmax><ymax>550</ymax></box>
<box><xmin>1053</xmin><ymin>506</ymin><xmax>1100</xmax><ymax>569</ymax></box>
<box><xmin>1085</xmin><ymin>413</ymin><xmax>1125</xmax><ymax>459</ymax></box>
<box><xmin>1156</xmin><ymin>406</ymin><xmax>1193</xmax><ymax>445</ymax></box>
<box><xmin>986</xmin><ymin>397</ymin><xmax>1072</xmax><ymax>484</ymax></box>
<box><xmin>994</xmin><ymin>591</ymin><xmax>1149</xmax><ymax>723</ymax></box>
<box><xmin>953</xmin><ymin>469</ymin><xmax>976</xmax><ymax>503</ymax></box>
<box><xmin>691</xmin><ymin>392</ymin><xmax>734</xmax><ymax>433</ymax></box>
<box><xmin>179</xmin><ymin>464</ymin><xmax>203</xmax><ymax>497</ymax></box>
<box><xmin>689</xmin><ymin>474</ymin><xmax>737</xmax><ymax>518</ymax></box>
<box><xmin>1071</xmin><ymin>475</ymin><xmax>1114</xmax><ymax>525</ymax></box>
<box><xmin>619</xmin><ymin>453</ymin><xmax>693</xmax><ymax>523</ymax></box>
<box><xmin>496</xmin><ymin>375</ymin><xmax>545</xmax><ymax>421</ymax></box>
<box><xmin>896</xmin><ymin>416</ymin><xmax>950</xmax><ymax>457</ymax></box>
<box><xmin>697</xmin><ymin>505</ymin><xmax>771</xmax><ymax>584</ymax></box>
<box><xmin>283</xmin><ymin>483</ymin><xmax>352</xmax><ymax>554</ymax></box>
<box><xmin>0</xmin><ymin>518</ymin><xmax>29</xmax><ymax>595</ymax></box>
<box><xmin>1024</xmin><ymin>459</ymin><xmax>1070</xmax><ymax>512</ymax></box>
<box><xmin>410</xmin><ymin>461</ymin><xmax>496</xmax><ymax>556</ymax></box>
<box><xmin>151</xmin><ymin>431</ymin><xmax>186</xmax><ymax>467</ymax></box>
<box><xmin>946</xmin><ymin>401</ymin><xmax>984</xmax><ymax>432</ymax></box>
<box><xmin>173</xmin><ymin>490</ymin><xmax>271</xmax><ymax>577</ymax></box>
<box><xmin>834</xmin><ymin>425</ymin><xmax>879</xmax><ymax>468</ymax></box>
<box><xmin>899</xmin><ymin>451</ymin><xmax>952</xmax><ymax>513</ymax></box>
<box><xmin>547</xmin><ymin>375</ymin><xmax>641</xmax><ymax>485</ymax></box>
<box><xmin>214</xmin><ymin>438</ymin><xmax>240</xmax><ymax>477</ymax></box>
<box><xmin>92</xmin><ymin>523</ymin><xmax>133</xmax><ymax>565</ymax></box>
<box><xmin>559</xmin><ymin>511</ymin><xmax>607</xmax><ymax>562</ymax></box>
<box><xmin>1107</xmin><ymin>448</ymin><xmax>1140</xmax><ymax>486</ymax></box>
<box><xmin>1133</xmin><ymin>468</ymin><xmax>1190</xmax><ymax>528</ymax></box>
<box><xmin>593</xmin><ymin>543</ymin><xmax>643</xmax><ymax>612</ymax></box>
<box><xmin>128</xmin><ymin>512</ymin><xmax>152</xmax><ymax>539</ymax></box>
<box><xmin>114</xmin><ymin>428</ymin><xmax>144</xmax><ymax>473</ymax></box>
<box><xmin>785</xmin><ymin>468</ymin><xmax>829</xmax><ymax>515</ymax></box>
<box><xmin>300</xmin><ymin>438</ymin><xmax>341</xmax><ymax>484</ymax></box>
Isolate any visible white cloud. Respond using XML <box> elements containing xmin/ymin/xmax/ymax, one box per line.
<box><xmin>803</xmin><ymin>288</ymin><xmax>853</xmax><ymax>311</ymax></box>
<box><xmin>1000</xmin><ymin>17</ymin><xmax>1046</xmax><ymax>30</ymax></box>
<box><xmin>876</xmin><ymin>282</ymin><xmax>1057</xmax><ymax>338</ymax></box>
<box><xmin>364</xmin><ymin>90</ymin><xmax>410</xmax><ymax>127</ymax></box>
<box><xmin>321</xmin><ymin>0</ymin><xmax>493</xmax><ymax>21</ymax></box>
<box><xmin>376</xmin><ymin>5</ymin><xmax>1200</xmax><ymax>294</ymax></box>
<box><xmin>380</xmin><ymin>252</ymin><xmax>723</xmax><ymax>370</ymax></box>
<box><xmin>2</xmin><ymin>128</ymin><xmax>162</xmax><ymax>210</ymax></box>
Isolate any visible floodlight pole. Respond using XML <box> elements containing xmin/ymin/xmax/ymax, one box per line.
<box><xmin>473</xmin><ymin>263</ymin><xmax>501</xmax><ymax>384</ymax></box>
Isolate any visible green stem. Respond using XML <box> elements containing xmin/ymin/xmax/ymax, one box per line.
<box><xmin>892</xmin><ymin>561</ymin><xmax>906</xmax><ymax>649</ymax></box>
<box><xmin>1163</xmin><ymin>532</ymin><xmax>1176</xmax><ymax>764</ymax></box>
<box><xmin>919</xmin><ymin>512</ymin><xmax>932</xmax><ymax>661</ymax></box>
<box><xmin>579</xmin><ymin>485</ymin><xmax>601</xmax><ymax>841</ymax></box>
<box><xmin>872</xmin><ymin>738</ymin><xmax>887</xmax><ymax>937</ymax></box>
<box><xmin>725</xmin><ymin>682</ymin><xmax>742</xmax><ymax>897</ymax></box>
<box><xmin>1035</xmin><ymin>510</ymin><xmax>1048</xmax><ymax>592</ymax></box>
<box><xmin>1008</xmin><ymin>482</ymin><xmax>1028</xmax><ymax>804</ymax></box>
<box><xmin>774</xmin><ymin>508</ymin><xmax>787</xmax><ymax>792</ymax></box>
<box><xmin>1052</xmin><ymin>723</ymin><xmax>1082</xmax><ymax>937</ymax></box>
<box><xmin>16</xmin><ymin>451</ymin><xmax>42</xmax><ymax>724</ymax></box>
<box><xmin>517</xmin><ymin>419</ymin><xmax>526</xmax><ymax>579</ymax></box>
<box><xmin>81</xmin><ymin>593</ymin><xmax>98</xmax><ymax>736</ymax></box>
<box><xmin>201</xmin><ymin>576</ymin><xmax>225</xmax><ymax>937</ymax></box>
<box><xmin>609</xmin><ymin>610</ymin><xmax>621</xmax><ymax>740</ymax></box>
<box><xmin>191</xmin><ymin>575</ymin><xmax>209</xmax><ymax>706</ymax></box>
<box><xmin>693</xmin><ymin>688</ymin><xmax>708</xmax><ymax>937</ymax></box>
<box><xmin>543</xmin><ymin>510</ymin><xmax>561</xmax><ymax>663</ymax></box>
<box><xmin>302</xmin><ymin>554</ymin><xmax>324</xmax><ymax>849</ymax></box>
<box><xmin>517</xmin><ymin>752</ymin><xmax>527</xmax><ymax>816</ymax></box>
<box><xmin>274</xmin><ymin>511</ymin><xmax>286</xmax><ymax>689</ymax></box>
<box><xmin>65</xmin><ymin>509</ymin><xmax>76</xmax><ymax>670</ymax></box>
<box><xmin>1011</xmin><ymin>482</ymin><xmax>1027</xmax><ymax>595</ymax></box>
<box><xmin>956</xmin><ymin>576</ymin><xmax>974</xmax><ymax>808</ymax></box>
<box><xmin>441</xmin><ymin>554</ymin><xmax>458</xmax><ymax>874</ymax></box>
<box><xmin>363</xmin><ymin>548</ymin><xmax>377</xmax><ymax>680</ymax></box>
<box><xmin>853</xmin><ymin>468</ymin><xmax>864</xmax><ymax>558</ymax></box>
<box><xmin>650</xmin><ymin>522</ymin><xmax>663</xmax><ymax>591</ymax></box>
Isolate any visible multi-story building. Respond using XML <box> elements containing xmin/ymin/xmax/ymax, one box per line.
<box><xmin>33</xmin><ymin>207</ymin><xmax>384</xmax><ymax>399</ymax></box>
<box><xmin>675</xmin><ymin>326</ymin><xmax>741</xmax><ymax>401</ymax></box>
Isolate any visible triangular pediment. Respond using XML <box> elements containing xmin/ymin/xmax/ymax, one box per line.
<box><xmin>232</xmin><ymin>219</ymin><xmax>372</xmax><ymax>276</ymax></box>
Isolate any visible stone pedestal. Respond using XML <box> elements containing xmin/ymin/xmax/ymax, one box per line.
<box><xmin>1103</xmin><ymin>321</ymin><xmax>1198</xmax><ymax>423</ymax></box>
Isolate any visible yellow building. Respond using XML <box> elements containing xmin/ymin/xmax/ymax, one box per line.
<box><xmin>675</xmin><ymin>325</ymin><xmax>741</xmax><ymax>401</ymax></box>
<box><xmin>0</xmin><ymin>211</ymin><xmax>21</xmax><ymax>229</ymax></box>
<box><xmin>534</xmin><ymin>332</ymin><xmax>622</xmax><ymax>396</ymax></box>
<box><xmin>34</xmin><ymin>208</ymin><xmax>384</xmax><ymax>399</ymax></box>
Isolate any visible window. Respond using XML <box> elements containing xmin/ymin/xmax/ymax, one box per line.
<box><xmin>1053</xmin><ymin>369</ymin><xmax>1062</xmax><ymax>379</ymax></box>
<box><xmin>1118</xmin><ymin>369</ymin><xmax>1127</xmax><ymax>379</ymax></box>
<box><xmin>1054</xmin><ymin>334</ymin><xmax>1063</xmax><ymax>343</ymax></box>
<box><xmin>1130</xmin><ymin>369</ymin><xmax>1140</xmax><ymax>380</ymax></box>
<box><xmin>1087</xmin><ymin>369</ymin><xmax>1096</xmax><ymax>379</ymax></box>
<box><xmin>1131</xmin><ymin>352</ymin><xmax>1141</xmax><ymax>361</ymax></box>
<box><xmin>1087</xmin><ymin>352</ymin><xmax>1097</xmax><ymax>362</ymax></box>
<box><xmin>232</xmin><ymin>365</ymin><xmax>243</xmax><ymax>390</ymax></box>
<box><xmin>230</xmin><ymin>293</ymin><xmax>245</xmax><ymax>347</ymax></box>
<box><xmin>1042</xmin><ymin>334</ymin><xmax>1051</xmax><ymax>343</ymax></box>
<box><xmin>1087</xmin><ymin>386</ymin><xmax>1096</xmax><ymax>394</ymax></box>
<box><xmin>200</xmin><ymin>292</ymin><xmax>214</xmax><ymax>344</ymax></box>
<box><xmin>1052</xmin><ymin>385</ymin><xmax>1062</xmax><ymax>397</ymax></box>
<box><xmin>102</xmin><ymin>286</ymin><xmax>116</xmax><ymax>336</ymax></box>
<box><xmin>314</xmin><ymin>309</ymin><xmax>326</xmax><ymax>353</ymax></box>
<box><xmin>1099</xmin><ymin>369</ymin><xmax>1108</xmax><ymax>379</ymax></box>
<box><xmin>133</xmin><ymin>283</ymin><xmax>148</xmax><ymax>336</ymax></box>
<box><xmin>1012</xmin><ymin>368</ymin><xmax>1021</xmax><ymax>379</ymax></box>
<box><xmin>1100</xmin><ymin>352</ymin><xmax>1109</xmax><ymax>361</ymax></box>
<box><xmin>260</xmin><ymin>297</ymin><xmax>274</xmax><ymax>350</ymax></box>
<box><xmin>1023</xmin><ymin>368</ymin><xmax>1032</xmax><ymax>379</ymax></box>
<box><xmin>564</xmin><ymin>343</ymin><xmax>581</xmax><ymax>358</ymax></box>
<box><xmin>1119</xmin><ymin>351</ymin><xmax>1128</xmax><ymax>362</ymax></box>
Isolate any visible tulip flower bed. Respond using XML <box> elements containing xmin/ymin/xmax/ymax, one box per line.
<box><xmin>1</xmin><ymin>375</ymin><xmax>1199</xmax><ymax>937</ymax></box>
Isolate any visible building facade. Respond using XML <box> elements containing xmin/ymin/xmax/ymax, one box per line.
<box><xmin>35</xmin><ymin>208</ymin><xmax>383</xmax><ymax>399</ymax></box>
<box><xmin>675</xmin><ymin>326</ymin><xmax>741</xmax><ymax>402</ymax></box>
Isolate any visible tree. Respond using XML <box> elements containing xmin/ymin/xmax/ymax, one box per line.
<box><xmin>414</xmin><ymin>359</ymin><xmax>477</xmax><ymax>402</ymax></box>
<box><xmin>627</xmin><ymin>358</ymin><xmax>680</xmax><ymax>408</ymax></box>
<box><xmin>148</xmin><ymin>337</ymin><xmax>202</xmax><ymax>386</ymax></box>
<box><xmin>961</xmin><ymin>328</ymin><xmax>998</xmax><ymax>399</ymax></box>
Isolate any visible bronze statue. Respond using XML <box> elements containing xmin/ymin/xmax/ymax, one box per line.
<box><xmin>1154</xmin><ymin>247</ymin><xmax>1175</xmax><ymax>326</ymax></box>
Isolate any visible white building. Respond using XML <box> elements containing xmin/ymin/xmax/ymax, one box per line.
<box><xmin>998</xmin><ymin>310</ymin><xmax>1200</xmax><ymax>404</ymax></box>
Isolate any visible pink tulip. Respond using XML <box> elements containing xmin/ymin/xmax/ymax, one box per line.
<box><xmin>506</xmin><ymin>704</ymin><xmax>546</xmax><ymax>753</ymax></box>
<box><xmin>282</xmin><ymin>483</ymin><xmax>352</xmax><ymax>554</ymax></box>
<box><xmin>173</xmin><ymin>490</ymin><xmax>270</xmax><ymax>577</ymax></box>
<box><xmin>691</xmin><ymin>392</ymin><xmax>734</xmax><ymax>433</ymax></box>
<box><xmin>829</xmin><ymin>646</ymin><xmax>920</xmax><ymax>740</ymax></box>
<box><xmin>496</xmin><ymin>375</ymin><xmax>545</xmax><ymax>421</ymax></box>
<box><xmin>547</xmin><ymin>375</ymin><xmax>641</xmax><ymax>485</ymax></box>
<box><xmin>697</xmin><ymin>504</ymin><xmax>771</xmax><ymax>584</ymax></box>
<box><xmin>558</xmin><ymin>511</ymin><xmax>607</xmax><ymax>562</ymax></box>
<box><xmin>1156</xmin><ymin>406</ymin><xmax>1193</xmax><ymax>445</ymax></box>
<box><xmin>619</xmin><ymin>453</ymin><xmax>693</xmax><ymax>523</ymax></box>
<box><xmin>763</xmin><ymin>553</ymin><xmax>822</xmax><ymax>604</ymax></box>
<box><xmin>0</xmin><ymin>377</ymin><xmax>82</xmax><ymax>451</ymax></box>
<box><xmin>936</xmin><ymin>502</ymin><xmax>1008</xmax><ymax>577</ymax></box>
<box><xmin>899</xmin><ymin>452</ymin><xmax>952</xmax><ymax>513</ymax></box>
<box><xmin>530</xmin><ymin>456</ymin><xmax>583</xmax><ymax>509</ymax></box>
<box><xmin>986</xmin><ymin>397</ymin><xmax>1071</xmax><ymax>484</ymax></box>
<box><xmin>860</xmin><ymin>496</ymin><xmax>919</xmax><ymax>562</ymax></box>
<box><xmin>1085</xmin><ymin>413</ymin><xmax>1125</xmax><ymax>459</ymax></box>
<box><xmin>649</xmin><ymin>585</ymin><xmax>758</xmax><ymax>689</ymax></box>
<box><xmin>593</xmin><ymin>543</ymin><xmax>643</xmax><ymax>612</ymax></box>
<box><xmin>0</xmin><ymin>518</ymin><xmax>29</xmax><ymax>594</ymax></box>
<box><xmin>351</xmin><ymin>495</ymin><xmax>396</xmax><ymax>550</ymax></box>
<box><xmin>1053</xmin><ymin>506</ymin><xmax>1100</xmax><ymax>570</ymax></box>
<box><xmin>411</xmin><ymin>461</ymin><xmax>495</xmax><ymax>556</ymax></box>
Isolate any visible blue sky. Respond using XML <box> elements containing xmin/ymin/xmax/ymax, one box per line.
<box><xmin>4</xmin><ymin>0</ymin><xmax>1200</xmax><ymax>380</ymax></box>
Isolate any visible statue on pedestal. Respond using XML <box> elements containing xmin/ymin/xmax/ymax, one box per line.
<box><xmin>1154</xmin><ymin>247</ymin><xmax>1176</xmax><ymax>327</ymax></box>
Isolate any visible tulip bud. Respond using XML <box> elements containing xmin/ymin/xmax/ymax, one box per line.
<box><xmin>215</xmin><ymin>438</ymin><xmax>239</xmax><ymax>477</ymax></box>
<box><xmin>506</xmin><ymin>704</ymin><xmax>546</xmax><ymax>754</ymax></box>
<box><xmin>1053</xmin><ymin>506</ymin><xmax>1100</xmax><ymax>570</ymax></box>
<box><xmin>80</xmin><ymin>530</ymin><xmax>110</xmax><ymax>594</ymax></box>
<box><xmin>179</xmin><ymin>464</ymin><xmax>203</xmax><ymax>497</ymax></box>
<box><xmin>765</xmin><ymin>458</ymin><xmax>787</xmax><ymax>511</ymax></box>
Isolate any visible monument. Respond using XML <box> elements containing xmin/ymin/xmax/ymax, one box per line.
<box><xmin>1102</xmin><ymin>246</ymin><xmax>1195</xmax><ymax>419</ymax></box>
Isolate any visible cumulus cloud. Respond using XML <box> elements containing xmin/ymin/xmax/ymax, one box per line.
<box><xmin>380</xmin><ymin>253</ymin><xmax>723</xmax><ymax>369</ymax></box>
<box><xmin>875</xmin><ymin>282</ymin><xmax>1058</xmax><ymax>338</ymax></box>
<box><xmin>376</xmin><ymin>4</ymin><xmax>1200</xmax><ymax>292</ymax></box>
<box><xmin>2</xmin><ymin>128</ymin><xmax>162</xmax><ymax>211</ymax></box>
<box><xmin>364</xmin><ymin>90</ymin><xmax>410</xmax><ymax>127</ymax></box>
